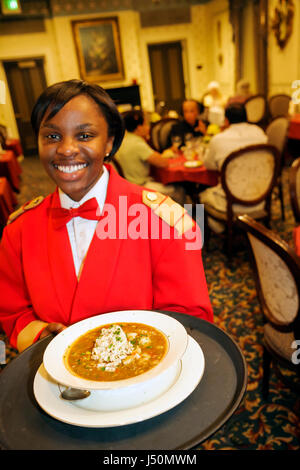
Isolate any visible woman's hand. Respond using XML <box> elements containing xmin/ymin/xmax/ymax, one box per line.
<box><xmin>40</xmin><ymin>322</ymin><xmax>66</xmax><ymax>339</ymax></box>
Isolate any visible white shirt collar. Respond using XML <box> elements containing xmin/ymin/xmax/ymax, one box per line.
<box><xmin>58</xmin><ymin>165</ymin><xmax>109</xmax><ymax>210</ymax></box>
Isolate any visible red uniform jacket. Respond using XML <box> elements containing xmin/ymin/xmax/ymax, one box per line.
<box><xmin>0</xmin><ymin>165</ymin><xmax>213</xmax><ymax>349</ymax></box>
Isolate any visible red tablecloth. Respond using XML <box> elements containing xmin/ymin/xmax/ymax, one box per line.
<box><xmin>152</xmin><ymin>155</ymin><xmax>219</xmax><ymax>186</ymax></box>
<box><xmin>288</xmin><ymin>114</ymin><xmax>300</xmax><ymax>140</ymax></box>
<box><xmin>293</xmin><ymin>226</ymin><xmax>300</xmax><ymax>256</ymax></box>
<box><xmin>0</xmin><ymin>150</ymin><xmax>22</xmax><ymax>192</ymax></box>
<box><xmin>0</xmin><ymin>177</ymin><xmax>17</xmax><ymax>227</ymax></box>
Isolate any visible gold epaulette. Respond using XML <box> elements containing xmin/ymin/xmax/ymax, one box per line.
<box><xmin>142</xmin><ymin>190</ymin><xmax>194</xmax><ymax>235</ymax></box>
<box><xmin>7</xmin><ymin>196</ymin><xmax>44</xmax><ymax>225</ymax></box>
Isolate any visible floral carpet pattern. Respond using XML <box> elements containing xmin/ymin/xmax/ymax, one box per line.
<box><xmin>1</xmin><ymin>157</ymin><xmax>299</xmax><ymax>450</ymax></box>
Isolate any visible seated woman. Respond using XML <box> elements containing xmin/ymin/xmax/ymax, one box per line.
<box><xmin>0</xmin><ymin>79</ymin><xmax>213</xmax><ymax>352</ymax></box>
<box><xmin>116</xmin><ymin>109</ymin><xmax>185</xmax><ymax>205</ymax></box>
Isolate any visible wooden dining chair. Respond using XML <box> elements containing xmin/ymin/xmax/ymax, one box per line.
<box><xmin>289</xmin><ymin>157</ymin><xmax>300</xmax><ymax>223</ymax></box>
<box><xmin>244</xmin><ymin>94</ymin><xmax>267</xmax><ymax>127</ymax></box>
<box><xmin>266</xmin><ymin>116</ymin><xmax>290</xmax><ymax>220</ymax></box>
<box><xmin>236</xmin><ymin>215</ymin><xmax>300</xmax><ymax>398</ymax></box>
<box><xmin>204</xmin><ymin>144</ymin><xmax>280</xmax><ymax>255</ymax></box>
<box><xmin>149</xmin><ymin>120</ymin><xmax>164</xmax><ymax>151</ymax></box>
<box><xmin>158</xmin><ymin>118</ymin><xmax>179</xmax><ymax>151</ymax></box>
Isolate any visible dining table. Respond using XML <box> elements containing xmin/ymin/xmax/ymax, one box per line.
<box><xmin>152</xmin><ymin>153</ymin><xmax>219</xmax><ymax>188</ymax></box>
<box><xmin>0</xmin><ymin>150</ymin><xmax>22</xmax><ymax>192</ymax></box>
<box><xmin>288</xmin><ymin>114</ymin><xmax>300</xmax><ymax>141</ymax></box>
<box><xmin>0</xmin><ymin>311</ymin><xmax>247</xmax><ymax>451</ymax></box>
<box><xmin>293</xmin><ymin>225</ymin><xmax>300</xmax><ymax>256</ymax></box>
<box><xmin>286</xmin><ymin>114</ymin><xmax>300</xmax><ymax>160</ymax></box>
<box><xmin>0</xmin><ymin>177</ymin><xmax>17</xmax><ymax>228</ymax></box>
<box><xmin>151</xmin><ymin>151</ymin><xmax>219</xmax><ymax>213</ymax></box>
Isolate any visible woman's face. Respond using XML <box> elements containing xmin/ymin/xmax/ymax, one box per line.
<box><xmin>38</xmin><ymin>94</ymin><xmax>113</xmax><ymax>201</ymax></box>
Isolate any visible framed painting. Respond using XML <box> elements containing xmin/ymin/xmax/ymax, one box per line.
<box><xmin>72</xmin><ymin>17</ymin><xmax>124</xmax><ymax>82</ymax></box>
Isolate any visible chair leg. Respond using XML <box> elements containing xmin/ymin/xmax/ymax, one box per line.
<box><xmin>278</xmin><ymin>181</ymin><xmax>285</xmax><ymax>221</ymax></box>
<box><xmin>262</xmin><ymin>346</ymin><xmax>272</xmax><ymax>399</ymax></box>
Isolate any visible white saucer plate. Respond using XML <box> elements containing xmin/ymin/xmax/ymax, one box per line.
<box><xmin>184</xmin><ymin>160</ymin><xmax>203</xmax><ymax>168</ymax></box>
<box><xmin>33</xmin><ymin>335</ymin><xmax>205</xmax><ymax>428</ymax></box>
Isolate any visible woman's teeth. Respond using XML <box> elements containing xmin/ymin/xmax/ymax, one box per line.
<box><xmin>54</xmin><ymin>163</ymin><xmax>88</xmax><ymax>173</ymax></box>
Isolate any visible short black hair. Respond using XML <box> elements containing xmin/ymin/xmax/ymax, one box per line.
<box><xmin>225</xmin><ymin>103</ymin><xmax>247</xmax><ymax>124</ymax></box>
<box><xmin>31</xmin><ymin>79</ymin><xmax>125</xmax><ymax>158</ymax></box>
<box><xmin>122</xmin><ymin>110</ymin><xmax>144</xmax><ymax>132</ymax></box>
<box><xmin>181</xmin><ymin>99</ymin><xmax>204</xmax><ymax>116</ymax></box>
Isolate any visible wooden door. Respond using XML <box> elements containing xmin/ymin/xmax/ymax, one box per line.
<box><xmin>4</xmin><ymin>59</ymin><xmax>47</xmax><ymax>156</ymax></box>
<box><xmin>148</xmin><ymin>42</ymin><xmax>185</xmax><ymax>114</ymax></box>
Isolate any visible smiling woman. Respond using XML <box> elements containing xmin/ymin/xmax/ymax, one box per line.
<box><xmin>31</xmin><ymin>80</ymin><xmax>124</xmax><ymax>202</ymax></box>
<box><xmin>0</xmin><ymin>79</ymin><xmax>213</xmax><ymax>354</ymax></box>
<box><xmin>38</xmin><ymin>95</ymin><xmax>113</xmax><ymax>201</ymax></box>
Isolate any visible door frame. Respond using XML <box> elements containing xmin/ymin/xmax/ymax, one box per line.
<box><xmin>3</xmin><ymin>56</ymin><xmax>47</xmax><ymax>156</ymax></box>
<box><xmin>148</xmin><ymin>40</ymin><xmax>186</xmax><ymax>113</ymax></box>
<box><xmin>140</xmin><ymin>35</ymin><xmax>191</xmax><ymax>112</ymax></box>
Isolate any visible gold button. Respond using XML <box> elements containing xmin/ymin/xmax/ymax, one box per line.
<box><xmin>147</xmin><ymin>192</ymin><xmax>158</xmax><ymax>202</ymax></box>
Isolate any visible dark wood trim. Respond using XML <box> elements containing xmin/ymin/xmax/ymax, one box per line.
<box><xmin>289</xmin><ymin>157</ymin><xmax>300</xmax><ymax>223</ymax></box>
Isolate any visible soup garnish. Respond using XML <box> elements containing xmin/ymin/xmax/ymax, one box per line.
<box><xmin>64</xmin><ymin>322</ymin><xmax>168</xmax><ymax>381</ymax></box>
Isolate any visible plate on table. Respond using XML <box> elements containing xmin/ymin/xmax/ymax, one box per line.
<box><xmin>33</xmin><ymin>335</ymin><xmax>205</xmax><ymax>428</ymax></box>
<box><xmin>184</xmin><ymin>160</ymin><xmax>203</xmax><ymax>168</ymax></box>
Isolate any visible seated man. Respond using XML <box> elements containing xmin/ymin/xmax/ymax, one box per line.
<box><xmin>116</xmin><ymin>110</ymin><xmax>185</xmax><ymax>205</ymax></box>
<box><xmin>200</xmin><ymin>103</ymin><xmax>268</xmax><ymax>232</ymax></box>
<box><xmin>169</xmin><ymin>99</ymin><xmax>207</xmax><ymax>147</ymax></box>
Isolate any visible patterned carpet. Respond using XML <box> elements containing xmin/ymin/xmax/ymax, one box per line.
<box><xmin>1</xmin><ymin>156</ymin><xmax>300</xmax><ymax>450</ymax></box>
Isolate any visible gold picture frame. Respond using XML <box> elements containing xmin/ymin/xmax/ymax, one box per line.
<box><xmin>72</xmin><ymin>17</ymin><xmax>124</xmax><ymax>82</ymax></box>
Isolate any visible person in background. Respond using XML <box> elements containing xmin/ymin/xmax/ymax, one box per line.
<box><xmin>169</xmin><ymin>99</ymin><xmax>207</xmax><ymax>147</ymax></box>
<box><xmin>203</xmin><ymin>81</ymin><xmax>224</xmax><ymax>109</ymax></box>
<box><xmin>116</xmin><ymin>110</ymin><xmax>185</xmax><ymax>205</ymax></box>
<box><xmin>0</xmin><ymin>79</ymin><xmax>213</xmax><ymax>352</ymax></box>
<box><xmin>227</xmin><ymin>79</ymin><xmax>252</xmax><ymax>106</ymax></box>
<box><xmin>200</xmin><ymin>103</ymin><xmax>267</xmax><ymax>233</ymax></box>
<box><xmin>203</xmin><ymin>81</ymin><xmax>225</xmax><ymax>127</ymax></box>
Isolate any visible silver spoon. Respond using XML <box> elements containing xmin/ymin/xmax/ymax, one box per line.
<box><xmin>59</xmin><ymin>385</ymin><xmax>91</xmax><ymax>401</ymax></box>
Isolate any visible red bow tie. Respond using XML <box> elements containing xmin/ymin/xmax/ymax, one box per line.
<box><xmin>51</xmin><ymin>197</ymin><xmax>101</xmax><ymax>229</ymax></box>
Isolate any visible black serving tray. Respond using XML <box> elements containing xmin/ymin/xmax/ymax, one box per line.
<box><xmin>0</xmin><ymin>311</ymin><xmax>247</xmax><ymax>450</ymax></box>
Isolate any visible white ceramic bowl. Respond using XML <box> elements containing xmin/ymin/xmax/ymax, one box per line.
<box><xmin>43</xmin><ymin>310</ymin><xmax>188</xmax><ymax>411</ymax></box>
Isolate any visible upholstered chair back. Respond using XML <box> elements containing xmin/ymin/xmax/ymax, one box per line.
<box><xmin>244</xmin><ymin>95</ymin><xmax>266</xmax><ymax>124</ymax></box>
<box><xmin>159</xmin><ymin>119</ymin><xmax>179</xmax><ymax>150</ymax></box>
<box><xmin>266</xmin><ymin>117</ymin><xmax>290</xmax><ymax>154</ymax></box>
<box><xmin>221</xmin><ymin>144</ymin><xmax>280</xmax><ymax>206</ymax></box>
<box><xmin>268</xmin><ymin>94</ymin><xmax>291</xmax><ymax>119</ymax></box>
<box><xmin>248</xmin><ymin>233</ymin><xmax>299</xmax><ymax>325</ymax></box>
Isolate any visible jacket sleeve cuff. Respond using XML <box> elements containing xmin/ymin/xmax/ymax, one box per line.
<box><xmin>16</xmin><ymin>320</ymin><xmax>49</xmax><ymax>352</ymax></box>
